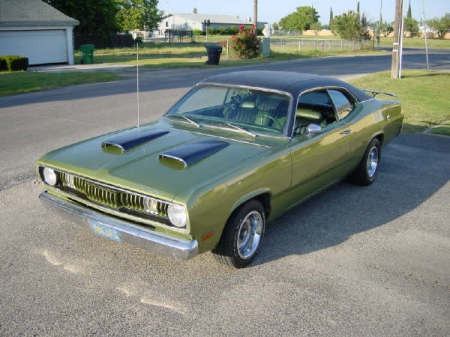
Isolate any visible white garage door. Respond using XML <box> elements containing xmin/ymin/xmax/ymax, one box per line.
<box><xmin>0</xmin><ymin>30</ymin><xmax>67</xmax><ymax>65</ymax></box>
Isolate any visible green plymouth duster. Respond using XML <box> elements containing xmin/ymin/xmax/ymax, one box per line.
<box><xmin>38</xmin><ymin>71</ymin><xmax>403</xmax><ymax>268</ymax></box>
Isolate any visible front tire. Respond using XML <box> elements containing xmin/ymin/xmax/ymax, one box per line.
<box><xmin>350</xmin><ymin>138</ymin><xmax>381</xmax><ymax>186</ymax></box>
<box><xmin>213</xmin><ymin>200</ymin><xmax>265</xmax><ymax>268</ymax></box>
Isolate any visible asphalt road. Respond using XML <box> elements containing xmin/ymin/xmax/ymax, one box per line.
<box><xmin>0</xmin><ymin>51</ymin><xmax>449</xmax><ymax>336</ymax></box>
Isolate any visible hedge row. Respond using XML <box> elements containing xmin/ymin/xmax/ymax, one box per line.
<box><xmin>0</xmin><ymin>55</ymin><xmax>29</xmax><ymax>71</ymax></box>
<box><xmin>74</xmin><ymin>32</ymin><xmax>134</xmax><ymax>49</ymax></box>
<box><xmin>193</xmin><ymin>27</ymin><xmax>264</xmax><ymax>36</ymax></box>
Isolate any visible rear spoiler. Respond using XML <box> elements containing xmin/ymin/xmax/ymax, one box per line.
<box><xmin>362</xmin><ymin>89</ymin><xmax>398</xmax><ymax>98</ymax></box>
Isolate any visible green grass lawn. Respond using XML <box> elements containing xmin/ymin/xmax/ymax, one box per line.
<box><xmin>74</xmin><ymin>40</ymin><xmax>386</xmax><ymax>69</ymax></box>
<box><xmin>379</xmin><ymin>37</ymin><xmax>450</xmax><ymax>49</ymax></box>
<box><xmin>271</xmin><ymin>35</ymin><xmax>450</xmax><ymax>49</ymax></box>
<box><xmin>0</xmin><ymin>71</ymin><xmax>120</xmax><ymax>97</ymax></box>
<box><xmin>349</xmin><ymin>70</ymin><xmax>450</xmax><ymax>136</ymax></box>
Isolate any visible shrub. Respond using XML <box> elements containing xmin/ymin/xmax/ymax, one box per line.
<box><xmin>0</xmin><ymin>55</ymin><xmax>29</xmax><ymax>71</ymax></box>
<box><xmin>0</xmin><ymin>58</ymin><xmax>6</xmax><ymax>71</ymax></box>
<box><xmin>231</xmin><ymin>25</ymin><xmax>260</xmax><ymax>59</ymax></box>
<box><xmin>192</xmin><ymin>29</ymin><xmax>203</xmax><ymax>36</ymax></box>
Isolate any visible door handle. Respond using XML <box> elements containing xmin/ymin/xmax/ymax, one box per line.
<box><xmin>340</xmin><ymin>129</ymin><xmax>352</xmax><ymax>135</ymax></box>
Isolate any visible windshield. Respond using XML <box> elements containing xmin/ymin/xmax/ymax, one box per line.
<box><xmin>166</xmin><ymin>85</ymin><xmax>291</xmax><ymax>136</ymax></box>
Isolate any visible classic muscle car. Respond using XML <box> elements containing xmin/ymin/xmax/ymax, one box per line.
<box><xmin>38</xmin><ymin>71</ymin><xmax>403</xmax><ymax>268</ymax></box>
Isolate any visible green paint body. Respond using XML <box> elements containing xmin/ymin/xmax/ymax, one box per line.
<box><xmin>37</xmin><ymin>98</ymin><xmax>402</xmax><ymax>254</ymax></box>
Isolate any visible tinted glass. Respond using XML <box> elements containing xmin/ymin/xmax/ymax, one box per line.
<box><xmin>328</xmin><ymin>90</ymin><xmax>353</xmax><ymax>120</ymax></box>
<box><xmin>168</xmin><ymin>85</ymin><xmax>290</xmax><ymax>135</ymax></box>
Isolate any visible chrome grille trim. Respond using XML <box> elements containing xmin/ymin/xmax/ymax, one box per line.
<box><xmin>57</xmin><ymin>171</ymin><xmax>170</xmax><ymax>218</ymax></box>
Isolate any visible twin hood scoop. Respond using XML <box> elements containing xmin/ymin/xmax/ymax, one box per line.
<box><xmin>102</xmin><ymin>129</ymin><xmax>169</xmax><ymax>153</ymax></box>
<box><xmin>159</xmin><ymin>140</ymin><xmax>229</xmax><ymax>168</ymax></box>
<box><xmin>102</xmin><ymin>127</ymin><xmax>229</xmax><ymax>168</ymax></box>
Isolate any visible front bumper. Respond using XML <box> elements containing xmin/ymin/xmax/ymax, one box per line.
<box><xmin>39</xmin><ymin>191</ymin><xmax>198</xmax><ymax>260</ymax></box>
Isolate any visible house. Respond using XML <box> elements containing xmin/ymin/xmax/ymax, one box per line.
<box><xmin>158</xmin><ymin>13</ymin><xmax>265</xmax><ymax>35</ymax></box>
<box><xmin>0</xmin><ymin>0</ymin><xmax>79</xmax><ymax>65</ymax></box>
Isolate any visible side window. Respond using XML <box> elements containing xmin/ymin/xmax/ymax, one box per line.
<box><xmin>328</xmin><ymin>90</ymin><xmax>354</xmax><ymax>120</ymax></box>
<box><xmin>295</xmin><ymin>90</ymin><xmax>336</xmax><ymax>134</ymax></box>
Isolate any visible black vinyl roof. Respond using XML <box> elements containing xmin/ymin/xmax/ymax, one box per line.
<box><xmin>201</xmin><ymin>71</ymin><xmax>372</xmax><ymax>102</ymax></box>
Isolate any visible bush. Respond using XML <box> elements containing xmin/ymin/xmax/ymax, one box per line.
<box><xmin>192</xmin><ymin>29</ymin><xmax>203</xmax><ymax>36</ymax></box>
<box><xmin>74</xmin><ymin>32</ymin><xmax>134</xmax><ymax>49</ymax></box>
<box><xmin>0</xmin><ymin>58</ymin><xmax>6</xmax><ymax>71</ymax></box>
<box><xmin>231</xmin><ymin>25</ymin><xmax>260</xmax><ymax>59</ymax></box>
<box><xmin>0</xmin><ymin>55</ymin><xmax>29</xmax><ymax>71</ymax></box>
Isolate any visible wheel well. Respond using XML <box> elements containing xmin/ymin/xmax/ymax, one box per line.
<box><xmin>254</xmin><ymin>193</ymin><xmax>271</xmax><ymax>218</ymax></box>
<box><xmin>375</xmin><ymin>133</ymin><xmax>384</xmax><ymax>146</ymax></box>
<box><xmin>227</xmin><ymin>193</ymin><xmax>271</xmax><ymax>225</ymax></box>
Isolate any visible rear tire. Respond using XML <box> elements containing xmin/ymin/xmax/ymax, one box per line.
<box><xmin>350</xmin><ymin>138</ymin><xmax>381</xmax><ymax>186</ymax></box>
<box><xmin>213</xmin><ymin>200</ymin><xmax>265</xmax><ymax>268</ymax></box>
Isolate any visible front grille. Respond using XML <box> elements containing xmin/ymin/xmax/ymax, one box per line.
<box><xmin>58</xmin><ymin>171</ymin><xmax>169</xmax><ymax>218</ymax></box>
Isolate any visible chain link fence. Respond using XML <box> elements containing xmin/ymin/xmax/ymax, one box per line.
<box><xmin>271</xmin><ymin>38</ymin><xmax>374</xmax><ymax>51</ymax></box>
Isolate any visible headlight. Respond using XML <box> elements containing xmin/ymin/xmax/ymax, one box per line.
<box><xmin>167</xmin><ymin>204</ymin><xmax>187</xmax><ymax>228</ymax></box>
<box><xmin>42</xmin><ymin>167</ymin><xmax>58</xmax><ymax>186</ymax></box>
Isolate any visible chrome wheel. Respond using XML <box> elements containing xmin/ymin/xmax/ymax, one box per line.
<box><xmin>366</xmin><ymin>146</ymin><xmax>379</xmax><ymax>178</ymax></box>
<box><xmin>237</xmin><ymin>210</ymin><xmax>263</xmax><ymax>259</ymax></box>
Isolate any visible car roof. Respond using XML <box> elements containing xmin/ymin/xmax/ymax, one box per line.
<box><xmin>201</xmin><ymin>71</ymin><xmax>372</xmax><ymax>102</ymax></box>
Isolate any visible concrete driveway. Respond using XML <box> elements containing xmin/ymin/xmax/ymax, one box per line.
<box><xmin>0</xmin><ymin>52</ymin><xmax>449</xmax><ymax>336</ymax></box>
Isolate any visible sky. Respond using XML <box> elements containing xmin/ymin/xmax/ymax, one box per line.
<box><xmin>158</xmin><ymin>0</ymin><xmax>450</xmax><ymax>25</ymax></box>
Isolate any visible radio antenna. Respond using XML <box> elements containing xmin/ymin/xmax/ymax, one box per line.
<box><xmin>136</xmin><ymin>36</ymin><xmax>140</xmax><ymax>127</ymax></box>
<box><xmin>133</xmin><ymin>31</ymin><xmax>141</xmax><ymax>128</ymax></box>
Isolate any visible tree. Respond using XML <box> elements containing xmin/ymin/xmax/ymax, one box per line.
<box><xmin>329</xmin><ymin>7</ymin><xmax>334</xmax><ymax>25</ymax></box>
<box><xmin>404</xmin><ymin>3</ymin><xmax>419</xmax><ymax>37</ymax></box>
<box><xmin>356</xmin><ymin>1</ymin><xmax>360</xmax><ymax>21</ymax></box>
<box><xmin>116</xmin><ymin>0</ymin><xmax>164</xmax><ymax>31</ymax></box>
<box><xmin>407</xmin><ymin>1</ymin><xmax>412</xmax><ymax>20</ymax></box>
<box><xmin>405</xmin><ymin>17</ymin><xmax>419</xmax><ymax>37</ymax></box>
<box><xmin>310</xmin><ymin>22</ymin><xmax>322</xmax><ymax>36</ymax></box>
<box><xmin>193</xmin><ymin>8</ymin><xmax>197</xmax><ymax>14</ymax></box>
<box><xmin>427</xmin><ymin>13</ymin><xmax>450</xmax><ymax>39</ymax></box>
<box><xmin>272</xmin><ymin>22</ymin><xmax>279</xmax><ymax>31</ymax></box>
<box><xmin>278</xmin><ymin>6</ymin><xmax>319</xmax><ymax>33</ymax></box>
<box><xmin>381</xmin><ymin>21</ymin><xmax>394</xmax><ymax>37</ymax></box>
<box><xmin>43</xmin><ymin>0</ymin><xmax>119</xmax><ymax>40</ymax></box>
<box><xmin>360</xmin><ymin>12</ymin><xmax>368</xmax><ymax>29</ymax></box>
<box><xmin>331</xmin><ymin>10</ymin><xmax>361</xmax><ymax>40</ymax></box>
<box><xmin>360</xmin><ymin>12</ymin><xmax>370</xmax><ymax>40</ymax></box>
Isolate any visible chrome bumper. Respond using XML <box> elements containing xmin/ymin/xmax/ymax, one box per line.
<box><xmin>39</xmin><ymin>191</ymin><xmax>198</xmax><ymax>259</ymax></box>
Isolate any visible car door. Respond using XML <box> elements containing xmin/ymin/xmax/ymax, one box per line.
<box><xmin>327</xmin><ymin>88</ymin><xmax>364</xmax><ymax>170</ymax></box>
<box><xmin>287</xmin><ymin>89</ymin><xmax>353</xmax><ymax>204</ymax></box>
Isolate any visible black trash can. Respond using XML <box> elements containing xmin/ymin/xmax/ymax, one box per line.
<box><xmin>205</xmin><ymin>44</ymin><xmax>222</xmax><ymax>65</ymax></box>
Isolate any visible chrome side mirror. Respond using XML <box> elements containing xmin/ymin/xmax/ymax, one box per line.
<box><xmin>306</xmin><ymin>123</ymin><xmax>322</xmax><ymax>136</ymax></box>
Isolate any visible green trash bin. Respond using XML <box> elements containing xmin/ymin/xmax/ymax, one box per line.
<box><xmin>80</xmin><ymin>44</ymin><xmax>95</xmax><ymax>64</ymax></box>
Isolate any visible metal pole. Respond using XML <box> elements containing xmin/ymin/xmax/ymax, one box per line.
<box><xmin>136</xmin><ymin>40</ymin><xmax>140</xmax><ymax>128</ymax></box>
<box><xmin>399</xmin><ymin>1</ymin><xmax>405</xmax><ymax>78</ymax></box>
<box><xmin>254</xmin><ymin>0</ymin><xmax>258</xmax><ymax>29</ymax></box>
<box><xmin>391</xmin><ymin>0</ymin><xmax>403</xmax><ymax>79</ymax></box>
<box><xmin>422</xmin><ymin>0</ymin><xmax>430</xmax><ymax>71</ymax></box>
<box><xmin>378</xmin><ymin>0</ymin><xmax>383</xmax><ymax>47</ymax></box>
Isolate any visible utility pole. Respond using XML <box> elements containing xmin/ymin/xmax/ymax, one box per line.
<box><xmin>422</xmin><ymin>0</ymin><xmax>430</xmax><ymax>71</ymax></box>
<box><xmin>254</xmin><ymin>0</ymin><xmax>258</xmax><ymax>30</ymax></box>
<box><xmin>391</xmin><ymin>0</ymin><xmax>404</xmax><ymax>79</ymax></box>
<box><xmin>378</xmin><ymin>0</ymin><xmax>383</xmax><ymax>47</ymax></box>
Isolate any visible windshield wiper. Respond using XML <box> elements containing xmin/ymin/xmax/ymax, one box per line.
<box><xmin>166</xmin><ymin>114</ymin><xmax>201</xmax><ymax>128</ymax></box>
<box><xmin>201</xmin><ymin>120</ymin><xmax>256</xmax><ymax>138</ymax></box>
<box><xmin>224</xmin><ymin>122</ymin><xmax>256</xmax><ymax>138</ymax></box>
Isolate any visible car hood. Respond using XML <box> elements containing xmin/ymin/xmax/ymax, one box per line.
<box><xmin>39</xmin><ymin>119</ymin><xmax>274</xmax><ymax>202</ymax></box>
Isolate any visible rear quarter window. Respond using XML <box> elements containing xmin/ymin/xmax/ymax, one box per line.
<box><xmin>328</xmin><ymin>90</ymin><xmax>354</xmax><ymax>120</ymax></box>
